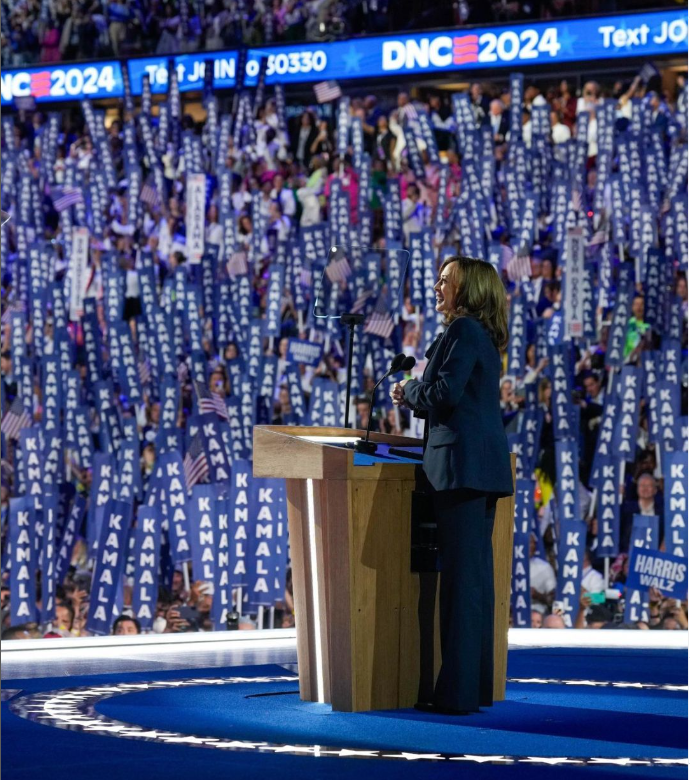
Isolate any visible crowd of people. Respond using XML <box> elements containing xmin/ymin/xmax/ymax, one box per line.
<box><xmin>0</xmin><ymin>61</ymin><xmax>687</xmax><ymax>638</ymax></box>
<box><xmin>3</xmin><ymin>0</ymin><xmax>683</xmax><ymax>65</ymax></box>
<box><xmin>0</xmin><ymin>570</ymin><xmax>294</xmax><ymax>638</ymax></box>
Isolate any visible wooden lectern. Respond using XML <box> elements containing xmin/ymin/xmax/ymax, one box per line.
<box><xmin>253</xmin><ymin>425</ymin><xmax>515</xmax><ymax>712</ymax></box>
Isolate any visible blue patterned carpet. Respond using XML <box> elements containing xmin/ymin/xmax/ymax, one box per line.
<box><xmin>2</xmin><ymin>648</ymin><xmax>687</xmax><ymax>779</ymax></box>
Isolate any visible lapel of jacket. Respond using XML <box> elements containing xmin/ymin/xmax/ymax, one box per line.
<box><xmin>422</xmin><ymin>332</ymin><xmax>445</xmax><ymax>381</ymax></box>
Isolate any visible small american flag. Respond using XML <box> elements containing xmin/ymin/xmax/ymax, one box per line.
<box><xmin>183</xmin><ymin>432</ymin><xmax>209</xmax><ymax>489</ymax></box>
<box><xmin>500</xmin><ymin>243</ymin><xmax>514</xmax><ymax>272</ymax></box>
<box><xmin>588</xmin><ymin>228</ymin><xmax>608</xmax><ymax>247</ymax></box>
<box><xmin>324</xmin><ymin>256</ymin><xmax>352</xmax><ymax>283</ymax></box>
<box><xmin>364</xmin><ymin>291</ymin><xmax>395</xmax><ymax>339</ymax></box>
<box><xmin>227</xmin><ymin>251</ymin><xmax>249</xmax><ymax>277</ymax></box>
<box><xmin>50</xmin><ymin>185</ymin><xmax>84</xmax><ymax>212</ymax></box>
<box><xmin>398</xmin><ymin>103</ymin><xmax>419</xmax><ymax>123</ymax></box>
<box><xmin>194</xmin><ymin>379</ymin><xmax>229</xmax><ymax>422</ymax></box>
<box><xmin>138</xmin><ymin>358</ymin><xmax>151</xmax><ymax>387</ymax></box>
<box><xmin>314</xmin><ymin>81</ymin><xmax>342</xmax><ymax>104</ymax></box>
<box><xmin>351</xmin><ymin>287</ymin><xmax>375</xmax><ymax>314</ymax></box>
<box><xmin>1</xmin><ymin>301</ymin><xmax>24</xmax><ymax>326</ymax></box>
<box><xmin>1</xmin><ymin>396</ymin><xmax>32</xmax><ymax>441</ymax></box>
<box><xmin>300</xmin><ymin>267</ymin><xmax>313</xmax><ymax>287</ymax></box>
<box><xmin>507</xmin><ymin>253</ymin><xmax>532</xmax><ymax>282</ymax></box>
<box><xmin>140</xmin><ymin>181</ymin><xmax>160</xmax><ymax>208</ymax></box>
<box><xmin>1</xmin><ymin>457</ymin><xmax>14</xmax><ymax>479</ymax></box>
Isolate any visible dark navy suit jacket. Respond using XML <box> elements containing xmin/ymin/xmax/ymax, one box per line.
<box><xmin>403</xmin><ymin>316</ymin><xmax>513</xmax><ymax>496</ymax></box>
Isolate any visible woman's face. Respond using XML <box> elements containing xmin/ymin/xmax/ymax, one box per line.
<box><xmin>225</xmin><ymin>343</ymin><xmax>238</xmax><ymax>360</ymax></box>
<box><xmin>433</xmin><ymin>265</ymin><xmax>457</xmax><ymax>315</ymax></box>
<box><xmin>210</xmin><ymin>371</ymin><xmax>225</xmax><ymax>393</ymax></box>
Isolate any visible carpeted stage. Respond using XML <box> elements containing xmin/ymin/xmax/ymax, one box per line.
<box><xmin>2</xmin><ymin>646</ymin><xmax>687</xmax><ymax>779</ymax></box>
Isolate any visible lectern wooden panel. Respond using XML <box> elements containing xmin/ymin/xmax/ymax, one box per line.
<box><xmin>254</xmin><ymin>425</ymin><xmax>515</xmax><ymax>712</ymax></box>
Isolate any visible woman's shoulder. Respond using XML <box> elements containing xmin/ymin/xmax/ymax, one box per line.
<box><xmin>446</xmin><ymin>316</ymin><xmax>498</xmax><ymax>355</ymax></box>
<box><xmin>446</xmin><ymin>315</ymin><xmax>486</xmax><ymax>339</ymax></box>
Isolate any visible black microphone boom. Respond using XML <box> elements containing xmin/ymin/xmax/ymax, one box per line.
<box><xmin>355</xmin><ymin>354</ymin><xmax>416</xmax><ymax>455</ymax></box>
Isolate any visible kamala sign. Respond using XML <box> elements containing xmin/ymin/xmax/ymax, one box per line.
<box><xmin>2</xmin><ymin>9</ymin><xmax>686</xmax><ymax>105</ymax></box>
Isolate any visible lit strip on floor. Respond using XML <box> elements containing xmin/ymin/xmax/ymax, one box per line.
<box><xmin>9</xmin><ymin>677</ymin><xmax>686</xmax><ymax>768</ymax></box>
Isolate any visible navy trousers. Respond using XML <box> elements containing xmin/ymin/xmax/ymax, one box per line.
<box><xmin>431</xmin><ymin>488</ymin><xmax>497</xmax><ymax>712</ymax></box>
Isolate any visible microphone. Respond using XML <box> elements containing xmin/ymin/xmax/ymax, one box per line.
<box><xmin>355</xmin><ymin>354</ymin><xmax>417</xmax><ymax>455</ymax></box>
<box><xmin>388</xmin><ymin>352</ymin><xmax>406</xmax><ymax>375</ymax></box>
<box><xmin>399</xmin><ymin>355</ymin><xmax>416</xmax><ymax>373</ymax></box>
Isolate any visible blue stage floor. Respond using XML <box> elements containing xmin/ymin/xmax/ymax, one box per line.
<box><xmin>2</xmin><ymin>647</ymin><xmax>687</xmax><ymax>779</ymax></box>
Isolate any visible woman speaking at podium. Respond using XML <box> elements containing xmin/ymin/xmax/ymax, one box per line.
<box><xmin>391</xmin><ymin>255</ymin><xmax>513</xmax><ymax>715</ymax></box>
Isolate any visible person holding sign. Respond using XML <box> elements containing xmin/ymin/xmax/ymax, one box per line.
<box><xmin>391</xmin><ymin>256</ymin><xmax>513</xmax><ymax>715</ymax></box>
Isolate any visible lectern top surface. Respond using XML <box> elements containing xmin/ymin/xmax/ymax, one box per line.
<box><xmin>253</xmin><ymin>426</ymin><xmax>425</xmax><ymax>480</ymax></box>
<box><xmin>297</xmin><ymin>436</ymin><xmax>422</xmax><ymax>465</ymax></box>
<box><xmin>297</xmin><ymin>436</ymin><xmax>362</xmax><ymax>444</ymax></box>
<box><xmin>297</xmin><ymin>434</ymin><xmax>423</xmax><ymax>464</ymax></box>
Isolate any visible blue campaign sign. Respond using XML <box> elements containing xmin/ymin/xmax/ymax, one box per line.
<box><xmin>286</xmin><ymin>338</ymin><xmax>323</xmax><ymax>367</ymax></box>
<box><xmin>2</xmin><ymin>10</ymin><xmax>686</xmax><ymax>104</ymax></box>
<box><xmin>626</xmin><ymin>549</ymin><xmax>687</xmax><ymax>597</ymax></box>
<box><xmin>1</xmin><ymin>61</ymin><xmax>124</xmax><ymax>105</ymax></box>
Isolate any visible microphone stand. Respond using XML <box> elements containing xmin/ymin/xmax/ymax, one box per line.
<box><xmin>355</xmin><ymin>355</ymin><xmax>415</xmax><ymax>455</ymax></box>
<box><xmin>355</xmin><ymin>364</ymin><xmax>401</xmax><ymax>455</ymax></box>
<box><xmin>340</xmin><ymin>312</ymin><xmax>365</xmax><ymax>428</ymax></box>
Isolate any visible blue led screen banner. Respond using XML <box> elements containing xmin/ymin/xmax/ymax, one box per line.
<box><xmin>1</xmin><ymin>9</ymin><xmax>687</xmax><ymax>105</ymax></box>
<box><xmin>1</xmin><ymin>61</ymin><xmax>125</xmax><ymax>105</ymax></box>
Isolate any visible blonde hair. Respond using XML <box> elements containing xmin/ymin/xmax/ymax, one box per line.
<box><xmin>439</xmin><ymin>255</ymin><xmax>509</xmax><ymax>351</ymax></box>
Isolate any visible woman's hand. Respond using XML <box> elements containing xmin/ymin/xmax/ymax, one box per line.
<box><xmin>390</xmin><ymin>380</ymin><xmax>411</xmax><ymax>407</ymax></box>
<box><xmin>390</xmin><ymin>382</ymin><xmax>405</xmax><ymax>406</ymax></box>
